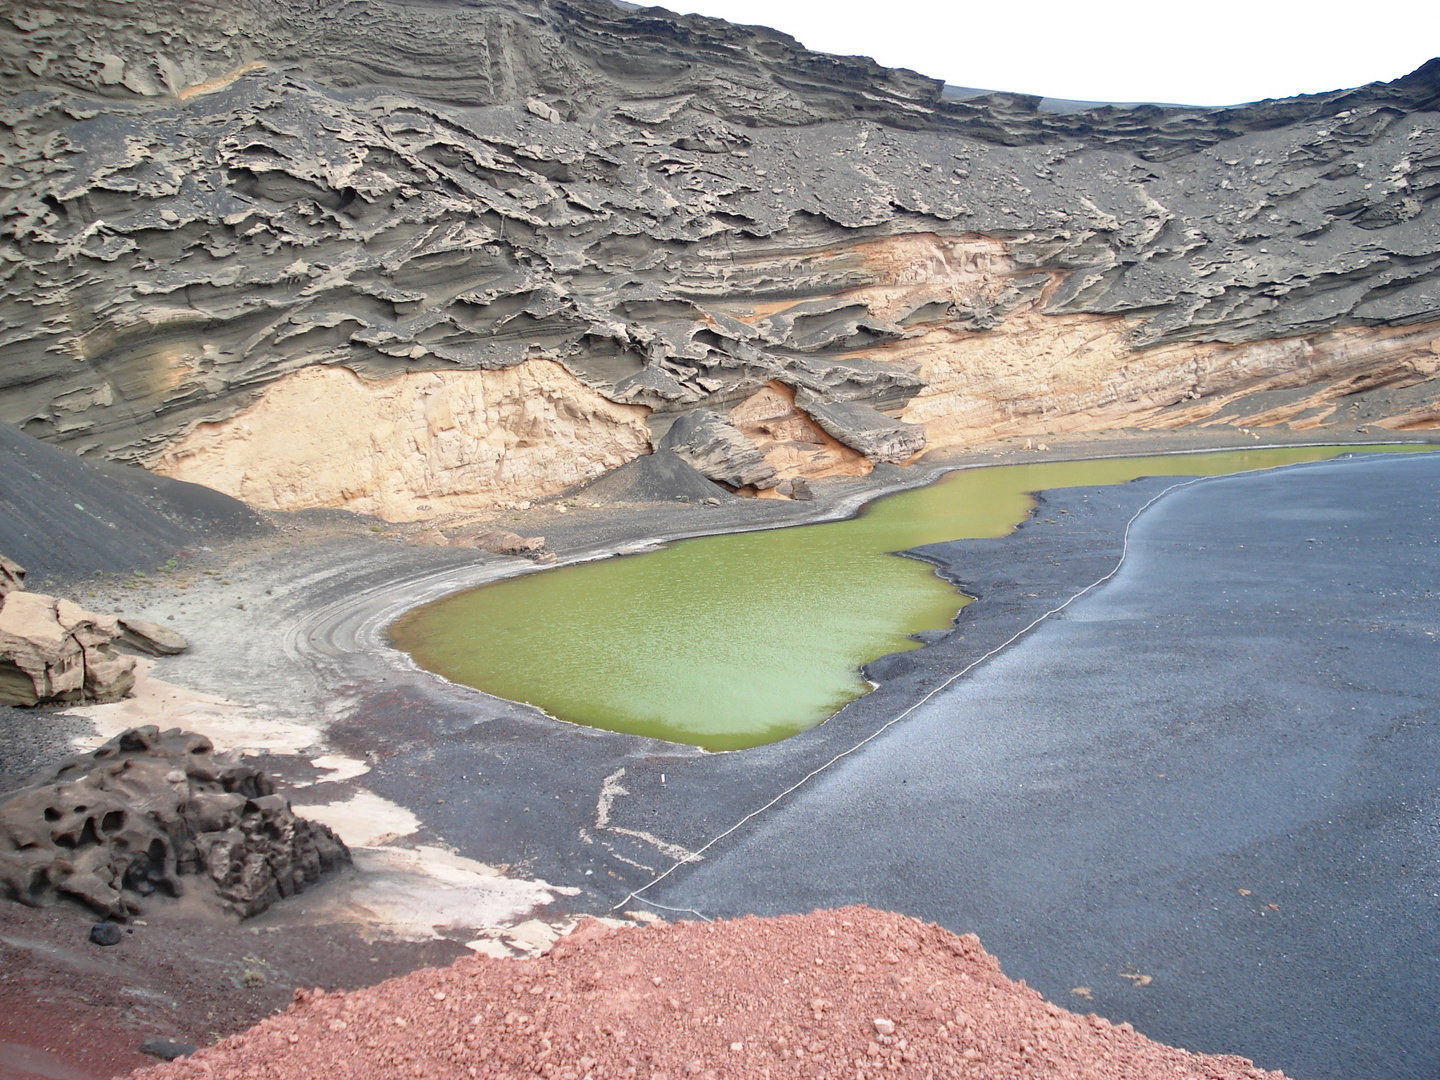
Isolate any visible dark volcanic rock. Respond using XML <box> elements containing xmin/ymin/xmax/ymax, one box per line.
<box><xmin>0</xmin><ymin>726</ymin><xmax>350</xmax><ymax>920</ymax></box>
<box><xmin>89</xmin><ymin>921</ymin><xmax>123</xmax><ymax>946</ymax></box>
<box><xmin>0</xmin><ymin>0</ymin><xmax>1435</xmax><ymax>503</ymax></box>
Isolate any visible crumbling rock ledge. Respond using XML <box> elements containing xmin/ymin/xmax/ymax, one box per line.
<box><xmin>0</xmin><ymin>726</ymin><xmax>350</xmax><ymax>920</ymax></box>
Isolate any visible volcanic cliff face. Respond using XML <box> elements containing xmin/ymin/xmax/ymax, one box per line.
<box><xmin>2</xmin><ymin>0</ymin><xmax>1438</xmax><ymax>518</ymax></box>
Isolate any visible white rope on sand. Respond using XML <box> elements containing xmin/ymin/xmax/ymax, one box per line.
<box><xmin>614</xmin><ymin>475</ymin><xmax>1207</xmax><ymax>917</ymax></box>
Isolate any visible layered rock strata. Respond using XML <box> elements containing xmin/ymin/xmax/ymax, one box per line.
<box><xmin>0</xmin><ymin>0</ymin><xmax>1437</xmax><ymax>516</ymax></box>
<box><xmin>0</xmin><ymin>725</ymin><xmax>350</xmax><ymax>920</ymax></box>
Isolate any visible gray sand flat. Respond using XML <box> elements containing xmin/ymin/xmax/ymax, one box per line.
<box><xmin>657</xmin><ymin>452</ymin><xmax>1440</xmax><ymax>1080</ymax></box>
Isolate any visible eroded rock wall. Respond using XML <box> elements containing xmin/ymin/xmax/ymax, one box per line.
<box><xmin>154</xmin><ymin>359</ymin><xmax>651</xmax><ymax>520</ymax></box>
<box><xmin>1</xmin><ymin>0</ymin><xmax>1437</xmax><ymax>512</ymax></box>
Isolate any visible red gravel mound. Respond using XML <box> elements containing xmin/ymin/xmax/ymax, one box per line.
<box><xmin>134</xmin><ymin>907</ymin><xmax>1286</xmax><ymax>1080</ymax></box>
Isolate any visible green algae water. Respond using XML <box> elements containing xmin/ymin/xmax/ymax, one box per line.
<box><xmin>390</xmin><ymin>445</ymin><xmax>1428</xmax><ymax>751</ymax></box>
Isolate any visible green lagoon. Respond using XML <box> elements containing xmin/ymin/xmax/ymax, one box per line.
<box><xmin>389</xmin><ymin>445</ymin><xmax>1429</xmax><ymax>751</ymax></box>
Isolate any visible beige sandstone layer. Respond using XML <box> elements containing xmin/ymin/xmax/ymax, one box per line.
<box><xmin>725</xmin><ymin>233</ymin><xmax>1440</xmax><ymax>449</ymax></box>
<box><xmin>154</xmin><ymin>361</ymin><xmax>651</xmax><ymax>522</ymax></box>
<box><xmin>902</xmin><ymin>314</ymin><xmax>1440</xmax><ymax>446</ymax></box>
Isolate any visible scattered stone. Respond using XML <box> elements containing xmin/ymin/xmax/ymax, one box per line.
<box><xmin>0</xmin><ymin>555</ymin><xmax>23</xmax><ymax>597</ymax></box>
<box><xmin>89</xmin><ymin>922</ymin><xmax>122</xmax><ymax>946</ymax></box>
<box><xmin>0</xmin><ymin>726</ymin><xmax>350</xmax><ymax>920</ymax></box>
<box><xmin>789</xmin><ymin>478</ymin><xmax>814</xmax><ymax>501</ymax></box>
<box><xmin>140</xmin><ymin>1039</ymin><xmax>199</xmax><ymax>1061</ymax></box>
<box><xmin>873</xmin><ymin>1017</ymin><xmax>895</xmax><ymax>1035</ymax></box>
<box><xmin>525</xmin><ymin>97</ymin><xmax>562</xmax><ymax>123</ymax></box>
<box><xmin>117</xmin><ymin>617</ymin><xmax>188</xmax><ymax>656</ymax></box>
<box><xmin>409</xmin><ymin>528</ymin><xmax>450</xmax><ymax>547</ymax></box>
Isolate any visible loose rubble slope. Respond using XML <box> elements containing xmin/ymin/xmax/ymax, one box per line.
<box><xmin>136</xmin><ymin>906</ymin><xmax>1287</xmax><ymax>1080</ymax></box>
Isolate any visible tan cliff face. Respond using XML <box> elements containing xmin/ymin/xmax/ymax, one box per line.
<box><xmin>153</xmin><ymin>361</ymin><xmax>651</xmax><ymax>522</ymax></box>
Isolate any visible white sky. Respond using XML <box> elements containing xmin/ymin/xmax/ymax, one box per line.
<box><xmin>667</xmin><ymin>0</ymin><xmax>1440</xmax><ymax>107</ymax></box>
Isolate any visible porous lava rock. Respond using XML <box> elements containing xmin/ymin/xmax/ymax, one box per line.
<box><xmin>133</xmin><ymin>906</ymin><xmax>1289</xmax><ymax>1080</ymax></box>
<box><xmin>0</xmin><ymin>726</ymin><xmax>349</xmax><ymax>920</ymax></box>
<box><xmin>0</xmin><ymin>571</ymin><xmax>136</xmax><ymax>706</ymax></box>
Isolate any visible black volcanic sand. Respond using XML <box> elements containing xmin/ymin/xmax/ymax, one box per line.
<box><xmin>660</xmin><ymin>451</ymin><xmax>1440</xmax><ymax>1080</ymax></box>
<box><xmin>0</xmin><ymin>421</ymin><xmax>267</xmax><ymax>586</ymax></box>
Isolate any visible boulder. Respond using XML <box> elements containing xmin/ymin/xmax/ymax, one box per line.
<box><xmin>793</xmin><ymin>389</ymin><xmax>927</xmax><ymax>464</ymax></box>
<box><xmin>0</xmin><ymin>591</ymin><xmax>135</xmax><ymax>706</ymax></box>
<box><xmin>0</xmin><ymin>726</ymin><xmax>350</xmax><ymax>920</ymax></box>
<box><xmin>659</xmin><ymin>410</ymin><xmax>777</xmax><ymax>489</ymax></box>
<box><xmin>117</xmin><ymin>617</ymin><xmax>188</xmax><ymax>657</ymax></box>
<box><xmin>477</xmin><ymin>530</ymin><xmax>546</xmax><ymax>555</ymax></box>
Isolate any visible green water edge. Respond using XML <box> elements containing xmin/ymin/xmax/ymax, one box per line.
<box><xmin>389</xmin><ymin>444</ymin><xmax>1432</xmax><ymax>752</ymax></box>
